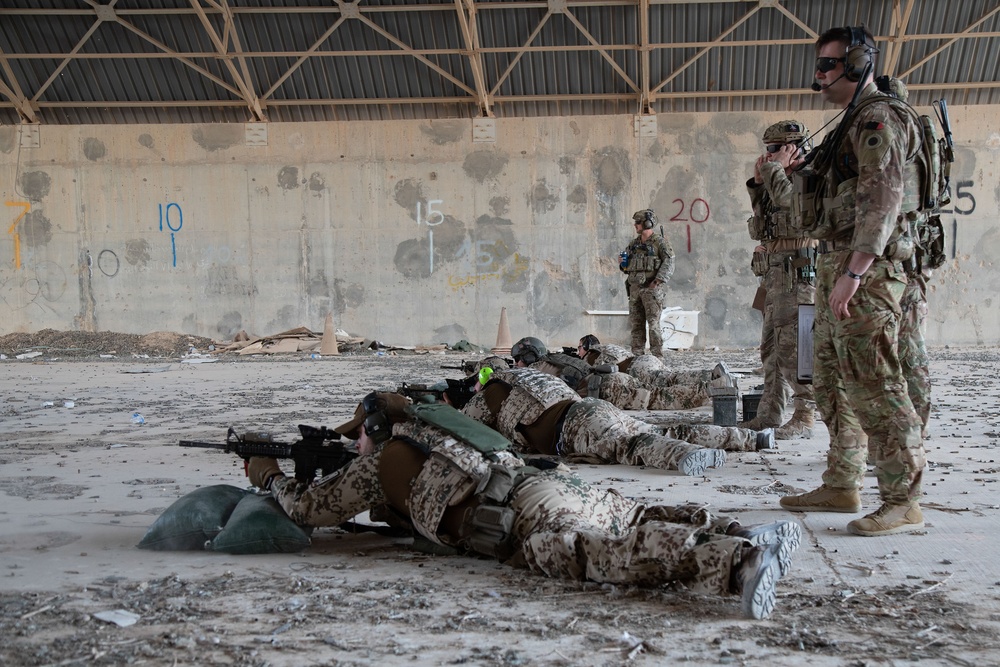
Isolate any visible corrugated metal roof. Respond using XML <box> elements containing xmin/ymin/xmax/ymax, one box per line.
<box><xmin>1</xmin><ymin>0</ymin><xmax>998</xmax><ymax>124</ymax></box>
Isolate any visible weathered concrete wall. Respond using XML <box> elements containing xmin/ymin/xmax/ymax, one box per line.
<box><xmin>0</xmin><ymin>108</ymin><xmax>995</xmax><ymax>348</ymax></box>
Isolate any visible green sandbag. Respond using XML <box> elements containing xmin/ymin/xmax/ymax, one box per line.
<box><xmin>209</xmin><ymin>493</ymin><xmax>311</xmax><ymax>554</ymax></box>
<box><xmin>137</xmin><ymin>484</ymin><xmax>248</xmax><ymax>551</ymax></box>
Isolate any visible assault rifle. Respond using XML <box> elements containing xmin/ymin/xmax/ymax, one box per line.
<box><xmin>440</xmin><ymin>357</ymin><xmax>514</xmax><ymax>374</ymax></box>
<box><xmin>397</xmin><ymin>376</ymin><xmax>479</xmax><ymax>410</ymax></box>
<box><xmin>179</xmin><ymin>425</ymin><xmax>357</xmax><ymax>483</ymax></box>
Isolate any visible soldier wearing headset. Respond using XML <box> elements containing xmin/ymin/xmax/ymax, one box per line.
<box><xmin>619</xmin><ymin>209</ymin><xmax>675</xmax><ymax>358</ymax></box>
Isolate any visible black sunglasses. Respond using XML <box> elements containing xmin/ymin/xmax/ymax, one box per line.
<box><xmin>816</xmin><ymin>56</ymin><xmax>846</xmax><ymax>73</ymax></box>
<box><xmin>765</xmin><ymin>144</ymin><xmax>785</xmax><ymax>153</ymax></box>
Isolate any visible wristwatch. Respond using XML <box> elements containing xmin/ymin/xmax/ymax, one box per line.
<box><xmin>843</xmin><ymin>268</ymin><xmax>864</xmax><ymax>280</ymax></box>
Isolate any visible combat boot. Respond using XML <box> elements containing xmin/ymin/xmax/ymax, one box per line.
<box><xmin>847</xmin><ymin>503</ymin><xmax>924</xmax><ymax>536</ymax></box>
<box><xmin>779</xmin><ymin>485</ymin><xmax>861</xmax><ymax>513</ymax></box>
<box><xmin>676</xmin><ymin>448</ymin><xmax>727</xmax><ymax>476</ymax></box>
<box><xmin>739</xmin><ymin>413</ymin><xmax>782</xmax><ymax>430</ymax></box>
<box><xmin>727</xmin><ymin>520</ymin><xmax>801</xmax><ymax>576</ymax></box>
<box><xmin>774</xmin><ymin>407</ymin><xmax>816</xmax><ymax>440</ymax></box>
<box><xmin>755</xmin><ymin>428</ymin><xmax>776</xmax><ymax>451</ymax></box>
<box><xmin>731</xmin><ymin>542</ymin><xmax>783</xmax><ymax>620</ymax></box>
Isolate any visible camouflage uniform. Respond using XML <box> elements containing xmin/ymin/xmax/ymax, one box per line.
<box><xmin>266</xmin><ymin>408</ymin><xmax>759</xmax><ymax>601</ymax></box>
<box><xmin>899</xmin><ymin>271</ymin><xmax>931</xmax><ymax>432</ymax></box>
<box><xmin>591</xmin><ymin>344</ymin><xmax>713</xmax><ymax>410</ymax></box>
<box><xmin>745</xmin><ymin>158</ymin><xmax>818</xmax><ymax>434</ymax></box>
<box><xmin>796</xmin><ymin>82</ymin><xmax>926</xmax><ymax>509</ymax></box>
<box><xmin>463</xmin><ymin>368</ymin><xmax>752</xmax><ymax>474</ymax></box>
<box><xmin>531</xmin><ymin>353</ymin><xmax>652</xmax><ymax>410</ymax></box>
<box><xmin>621</xmin><ymin>232</ymin><xmax>675</xmax><ymax>357</ymax></box>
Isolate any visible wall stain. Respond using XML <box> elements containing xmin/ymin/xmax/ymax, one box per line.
<box><xmin>216</xmin><ymin>311</ymin><xmax>244</xmax><ymax>338</ymax></box>
<box><xmin>529</xmin><ymin>269</ymin><xmax>587</xmax><ymax>334</ymax></box>
<box><xmin>489</xmin><ymin>196</ymin><xmax>510</xmax><ymax>217</ymax></box>
<box><xmin>420</xmin><ymin>120</ymin><xmax>465</xmax><ymax>145</ymax></box>
<box><xmin>592</xmin><ymin>147</ymin><xmax>630</xmax><ymax>196</ymax></box>
<box><xmin>501</xmin><ymin>253</ymin><xmax>530</xmax><ymax>293</ymax></box>
<box><xmin>528</xmin><ymin>178</ymin><xmax>560</xmax><ymax>213</ymax></box>
<box><xmin>82</xmin><ymin>138</ymin><xmax>106</xmax><ymax>161</ymax></box>
<box><xmin>308</xmin><ymin>172</ymin><xmax>326</xmax><ymax>192</ymax></box>
<box><xmin>394</xmin><ymin>178</ymin><xmax>423</xmax><ymax>214</ymax></box>
<box><xmin>138</xmin><ymin>133</ymin><xmax>155</xmax><ymax>149</ymax></box>
<box><xmin>206</xmin><ymin>267</ymin><xmax>257</xmax><ymax>297</ymax></box>
<box><xmin>567</xmin><ymin>185</ymin><xmax>587</xmax><ymax>210</ymax></box>
<box><xmin>558</xmin><ymin>157</ymin><xmax>576</xmax><ymax>175</ymax></box>
<box><xmin>333</xmin><ymin>278</ymin><xmax>365</xmax><ymax>314</ymax></box>
<box><xmin>0</xmin><ymin>127</ymin><xmax>16</xmax><ymax>154</ymax></box>
<box><xmin>278</xmin><ymin>166</ymin><xmax>300</xmax><ymax>190</ymax></box>
<box><xmin>463</xmin><ymin>150</ymin><xmax>508</xmax><ymax>182</ymax></box>
<box><xmin>19</xmin><ymin>171</ymin><xmax>51</xmax><ymax>201</ymax></box>
<box><xmin>124</xmin><ymin>239</ymin><xmax>151</xmax><ymax>267</ymax></box>
<box><xmin>21</xmin><ymin>211</ymin><xmax>53</xmax><ymax>247</ymax></box>
<box><xmin>473</xmin><ymin>215</ymin><xmax>517</xmax><ymax>270</ymax></box>
<box><xmin>434</xmin><ymin>323</ymin><xmax>468</xmax><ymax>343</ymax></box>
<box><xmin>192</xmin><ymin>125</ymin><xmax>243</xmax><ymax>152</ymax></box>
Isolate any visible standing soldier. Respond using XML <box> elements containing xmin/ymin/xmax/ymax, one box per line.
<box><xmin>620</xmin><ymin>209</ymin><xmax>675</xmax><ymax>358</ymax></box>
<box><xmin>780</xmin><ymin>26</ymin><xmax>930</xmax><ymax>536</ymax></box>
<box><xmin>742</xmin><ymin>121</ymin><xmax>820</xmax><ymax>439</ymax></box>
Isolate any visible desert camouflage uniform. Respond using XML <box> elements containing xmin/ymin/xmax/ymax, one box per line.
<box><xmin>465</xmin><ymin>368</ymin><xmax>755</xmax><ymax>470</ymax></box>
<box><xmin>592</xmin><ymin>344</ymin><xmax>713</xmax><ymax>410</ymax></box>
<box><xmin>268</xmin><ymin>411</ymin><xmax>749</xmax><ymax>596</ymax></box>
<box><xmin>806</xmin><ymin>83</ymin><xmax>926</xmax><ymax>505</ymax></box>
<box><xmin>745</xmin><ymin>160</ymin><xmax>818</xmax><ymax>429</ymax></box>
<box><xmin>621</xmin><ymin>233</ymin><xmax>675</xmax><ymax>357</ymax></box>
<box><xmin>532</xmin><ymin>353</ymin><xmax>651</xmax><ymax>410</ymax></box>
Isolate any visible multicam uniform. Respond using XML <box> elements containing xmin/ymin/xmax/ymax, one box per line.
<box><xmin>746</xmin><ymin>158</ymin><xmax>818</xmax><ymax>435</ymax></box>
<box><xmin>531</xmin><ymin>352</ymin><xmax>652</xmax><ymax>410</ymax></box>
<box><xmin>268</xmin><ymin>404</ymin><xmax>753</xmax><ymax>596</ymax></box>
<box><xmin>796</xmin><ymin>82</ymin><xmax>926</xmax><ymax>507</ymax></box>
<box><xmin>621</xmin><ymin>232</ymin><xmax>675</xmax><ymax>357</ymax></box>
<box><xmin>899</xmin><ymin>267</ymin><xmax>932</xmax><ymax>433</ymax></box>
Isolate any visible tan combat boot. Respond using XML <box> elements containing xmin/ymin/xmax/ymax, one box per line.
<box><xmin>779</xmin><ymin>485</ymin><xmax>861</xmax><ymax>513</ymax></box>
<box><xmin>739</xmin><ymin>412</ymin><xmax>783</xmax><ymax>430</ymax></box>
<box><xmin>774</xmin><ymin>407</ymin><xmax>816</xmax><ymax>440</ymax></box>
<box><xmin>847</xmin><ymin>503</ymin><xmax>924</xmax><ymax>536</ymax></box>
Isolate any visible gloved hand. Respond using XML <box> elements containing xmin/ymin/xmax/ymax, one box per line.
<box><xmin>248</xmin><ymin>457</ymin><xmax>284</xmax><ymax>490</ymax></box>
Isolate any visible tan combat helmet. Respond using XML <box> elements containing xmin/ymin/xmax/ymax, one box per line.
<box><xmin>762</xmin><ymin>120</ymin><xmax>812</xmax><ymax>153</ymax></box>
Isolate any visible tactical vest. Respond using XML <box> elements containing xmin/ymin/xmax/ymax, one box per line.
<box><xmin>793</xmin><ymin>90</ymin><xmax>948</xmax><ymax>251</ymax></box>
<box><xmin>624</xmin><ymin>235</ymin><xmax>668</xmax><ymax>284</ymax></box>
<box><xmin>493</xmin><ymin>368</ymin><xmax>579</xmax><ymax>449</ymax></box>
<box><xmin>539</xmin><ymin>353</ymin><xmax>595</xmax><ymax>391</ymax></box>
<box><xmin>748</xmin><ymin>192</ymin><xmax>809</xmax><ymax>242</ymax></box>
<box><xmin>391</xmin><ymin>406</ymin><xmax>523</xmax><ymax>546</ymax></box>
<box><xmin>593</xmin><ymin>344</ymin><xmax>633</xmax><ymax>367</ymax></box>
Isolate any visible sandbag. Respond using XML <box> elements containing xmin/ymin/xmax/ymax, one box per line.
<box><xmin>137</xmin><ymin>484</ymin><xmax>247</xmax><ymax>551</ymax></box>
<box><xmin>208</xmin><ymin>493</ymin><xmax>311</xmax><ymax>554</ymax></box>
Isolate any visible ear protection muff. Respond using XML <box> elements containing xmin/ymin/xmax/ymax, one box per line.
<box><xmin>844</xmin><ymin>26</ymin><xmax>878</xmax><ymax>82</ymax></box>
<box><xmin>361</xmin><ymin>392</ymin><xmax>392</xmax><ymax>444</ymax></box>
<box><xmin>632</xmin><ymin>209</ymin><xmax>656</xmax><ymax>230</ymax></box>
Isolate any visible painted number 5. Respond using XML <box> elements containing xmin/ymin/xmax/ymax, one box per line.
<box><xmin>417</xmin><ymin>200</ymin><xmax>444</xmax><ymax>226</ymax></box>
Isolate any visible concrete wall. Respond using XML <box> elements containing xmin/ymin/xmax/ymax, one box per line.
<box><xmin>0</xmin><ymin>108</ymin><xmax>995</xmax><ymax>349</ymax></box>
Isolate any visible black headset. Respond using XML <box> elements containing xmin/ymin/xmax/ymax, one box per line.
<box><xmin>844</xmin><ymin>26</ymin><xmax>878</xmax><ymax>82</ymax></box>
<box><xmin>633</xmin><ymin>209</ymin><xmax>656</xmax><ymax>230</ymax></box>
<box><xmin>361</xmin><ymin>392</ymin><xmax>392</xmax><ymax>444</ymax></box>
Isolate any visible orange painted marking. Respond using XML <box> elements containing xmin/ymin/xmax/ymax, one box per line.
<box><xmin>5</xmin><ymin>201</ymin><xmax>30</xmax><ymax>270</ymax></box>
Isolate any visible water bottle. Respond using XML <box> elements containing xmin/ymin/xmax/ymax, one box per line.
<box><xmin>619</xmin><ymin>251</ymin><xmax>629</xmax><ymax>270</ymax></box>
<box><xmin>131</xmin><ymin>412</ymin><xmax>146</xmax><ymax>425</ymax></box>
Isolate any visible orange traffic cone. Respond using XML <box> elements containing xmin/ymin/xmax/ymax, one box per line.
<box><xmin>320</xmin><ymin>313</ymin><xmax>340</xmax><ymax>356</ymax></box>
<box><xmin>491</xmin><ymin>307</ymin><xmax>512</xmax><ymax>355</ymax></box>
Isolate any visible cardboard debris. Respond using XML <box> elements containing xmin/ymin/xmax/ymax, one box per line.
<box><xmin>213</xmin><ymin>326</ymin><xmax>454</xmax><ymax>356</ymax></box>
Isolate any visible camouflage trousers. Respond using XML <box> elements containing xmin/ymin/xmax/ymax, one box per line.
<box><xmin>559</xmin><ymin>398</ymin><xmax>706</xmax><ymax>469</ymax></box>
<box><xmin>754</xmin><ymin>254</ymin><xmax>816</xmax><ymax>423</ymax></box>
<box><xmin>899</xmin><ymin>272</ymin><xmax>931</xmax><ymax>430</ymax></box>
<box><xmin>596</xmin><ymin>372</ymin><xmax>652</xmax><ymax>410</ymax></box>
<box><xmin>629</xmin><ymin>285</ymin><xmax>666</xmax><ymax>357</ymax></box>
<box><xmin>661</xmin><ymin>423</ymin><xmax>759</xmax><ymax>452</ymax></box>
<box><xmin>509</xmin><ymin>470</ymin><xmax>744</xmax><ymax>594</ymax></box>
<box><xmin>813</xmin><ymin>252</ymin><xmax>925</xmax><ymax>505</ymax></box>
<box><xmin>627</xmin><ymin>356</ymin><xmax>713</xmax><ymax>410</ymax></box>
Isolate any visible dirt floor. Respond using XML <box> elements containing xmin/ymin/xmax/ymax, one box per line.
<box><xmin>1</xmin><ymin>336</ymin><xmax>999</xmax><ymax>666</ymax></box>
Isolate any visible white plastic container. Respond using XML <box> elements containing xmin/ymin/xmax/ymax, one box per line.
<box><xmin>659</xmin><ymin>307</ymin><xmax>700</xmax><ymax>350</ymax></box>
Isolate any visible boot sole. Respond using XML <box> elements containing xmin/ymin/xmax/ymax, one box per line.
<box><xmin>735</xmin><ymin>521</ymin><xmax>801</xmax><ymax>577</ymax></box>
<box><xmin>846</xmin><ymin>520</ymin><xmax>925</xmax><ymax>537</ymax></box>
<box><xmin>779</xmin><ymin>497</ymin><xmax>861</xmax><ymax>513</ymax></box>
<box><xmin>741</xmin><ymin>544</ymin><xmax>781</xmax><ymax>620</ymax></box>
<box><xmin>774</xmin><ymin>428</ymin><xmax>813</xmax><ymax>441</ymax></box>
<box><xmin>677</xmin><ymin>449</ymin><xmax>726</xmax><ymax>476</ymax></box>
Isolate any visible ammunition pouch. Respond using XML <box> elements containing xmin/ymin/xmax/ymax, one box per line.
<box><xmin>820</xmin><ymin>177</ymin><xmax>859</xmax><ymax>238</ymax></box>
<box><xmin>792</xmin><ymin>168</ymin><xmax>825</xmax><ymax>233</ymax></box>
<box><xmin>751</xmin><ymin>249</ymin><xmax>768</xmax><ymax>277</ymax></box>
<box><xmin>791</xmin><ymin>248</ymin><xmax>817</xmax><ymax>284</ymax></box>
<box><xmin>917</xmin><ymin>214</ymin><xmax>947</xmax><ymax>270</ymax></box>
<box><xmin>747</xmin><ymin>214</ymin><xmax>766</xmax><ymax>241</ymax></box>
<box><xmin>463</xmin><ymin>503</ymin><xmax>516</xmax><ymax>561</ymax></box>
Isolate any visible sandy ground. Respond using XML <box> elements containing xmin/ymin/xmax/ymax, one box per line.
<box><xmin>1</xmin><ymin>346</ymin><xmax>999</xmax><ymax>667</ymax></box>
